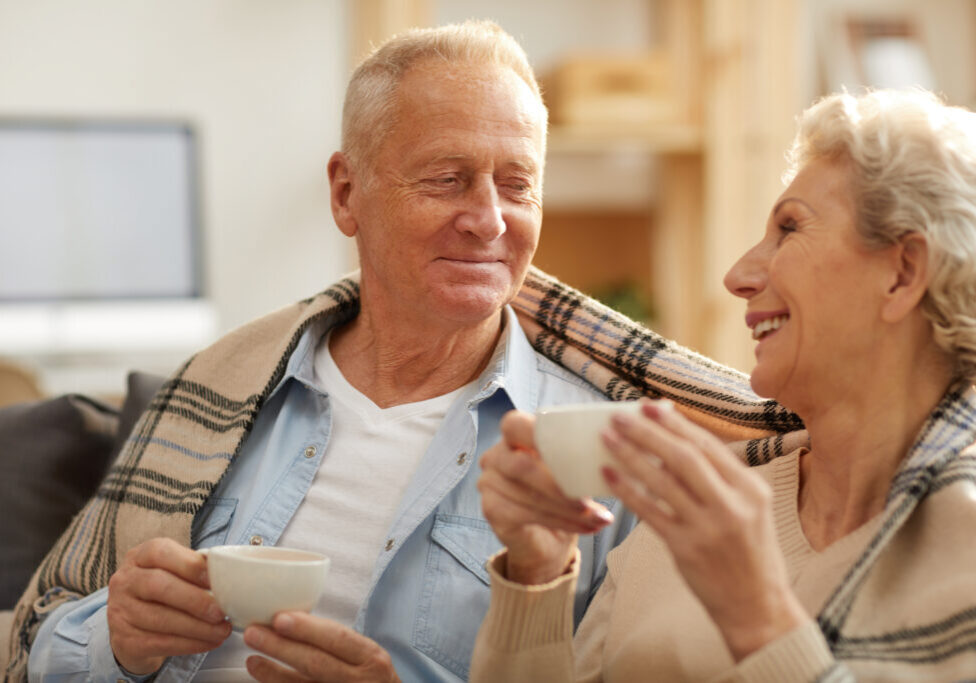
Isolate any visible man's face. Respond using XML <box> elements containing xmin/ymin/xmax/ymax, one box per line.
<box><xmin>345</xmin><ymin>60</ymin><xmax>546</xmax><ymax>328</ymax></box>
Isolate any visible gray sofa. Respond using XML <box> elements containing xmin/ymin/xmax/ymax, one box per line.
<box><xmin>0</xmin><ymin>371</ymin><xmax>165</xmax><ymax>670</ymax></box>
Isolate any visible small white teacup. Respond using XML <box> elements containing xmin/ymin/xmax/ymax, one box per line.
<box><xmin>202</xmin><ymin>545</ymin><xmax>330</xmax><ymax>629</ymax></box>
<box><xmin>535</xmin><ymin>401</ymin><xmax>643</xmax><ymax>499</ymax></box>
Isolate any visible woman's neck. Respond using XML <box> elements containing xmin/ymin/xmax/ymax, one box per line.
<box><xmin>793</xmin><ymin>351</ymin><xmax>954</xmax><ymax>551</ymax></box>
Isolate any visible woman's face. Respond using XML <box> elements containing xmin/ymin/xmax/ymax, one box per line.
<box><xmin>723</xmin><ymin>156</ymin><xmax>897</xmax><ymax>409</ymax></box>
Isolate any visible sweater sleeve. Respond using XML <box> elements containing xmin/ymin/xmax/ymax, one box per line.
<box><xmin>716</xmin><ymin>620</ymin><xmax>852</xmax><ymax>683</ymax></box>
<box><xmin>469</xmin><ymin>550</ymin><xmax>580</xmax><ymax>683</ymax></box>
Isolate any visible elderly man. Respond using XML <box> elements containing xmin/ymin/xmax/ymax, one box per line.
<box><xmin>9</xmin><ymin>20</ymin><xmax>801</xmax><ymax>683</ymax></box>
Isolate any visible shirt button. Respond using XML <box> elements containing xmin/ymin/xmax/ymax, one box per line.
<box><xmin>385</xmin><ymin>538</ymin><xmax>394</xmax><ymax>551</ymax></box>
<box><xmin>304</xmin><ymin>445</ymin><xmax>316</xmax><ymax>459</ymax></box>
<box><xmin>456</xmin><ymin>452</ymin><xmax>467</xmax><ymax>465</ymax></box>
<box><xmin>249</xmin><ymin>535</ymin><xmax>264</xmax><ymax>546</ymax></box>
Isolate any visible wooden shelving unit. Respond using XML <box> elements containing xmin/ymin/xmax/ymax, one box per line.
<box><xmin>540</xmin><ymin>0</ymin><xmax>803</xmax><ymax>372</ymax></box>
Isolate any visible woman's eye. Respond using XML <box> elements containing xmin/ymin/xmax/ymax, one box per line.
<box><xmin>778</xmin><ymin>221</ymin><xmax>797</xmax><ymax>234</ymax></box>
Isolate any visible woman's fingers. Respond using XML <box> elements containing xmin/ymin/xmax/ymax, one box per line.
<box><xmin>479</xmin><ymin>466</ymin><xmax>611</xmax><ymax>534</ymax></box>
<box><xmin>482</xmin><ymin>436</ymin><xmax>575</xmax><ymax>503</ymax></box>
<box><xmin>600</xmin><ymin>427</ymin><xmax>698</xmax><ymax>523</ymax></box>
<box><xmin>604</xmin><ymin>410</ymin><xmax>719</xmax><ymax>513</ymax></box>
<box><xmin>499</xmin><ymin>410</ymin><xmax>539</xmax><ymax>452</ymax></box>
<box><xmin>640</xmin><ymin>400</ymin><xmax>749</xmax><ymax>483</ymax></box>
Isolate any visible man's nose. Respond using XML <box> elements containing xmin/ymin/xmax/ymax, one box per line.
<box><xmin>723</xmin><ymin>241</ymin><xmax>769</xmax><ymax>299</ymax></box>
<box><xmin>456</xmin><ymin>177</ymin><xmax>506</xmax><ymax>240</ymax></box>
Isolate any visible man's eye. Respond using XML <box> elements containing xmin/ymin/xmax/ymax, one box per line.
<box><xmin>502</xmin><ymin>180</ymin><xmax>531</xmax><ymax>194</ymax></box>
<box><xmin>778</xmin><ymin>221</ymin><xmax>796</xmax><ymax>234</ymax></box>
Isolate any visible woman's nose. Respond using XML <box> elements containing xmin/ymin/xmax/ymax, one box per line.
<box><xmin>724</xmin><ymin>242</ymin><xmax>768</xmax><ymax>299</ymax></box>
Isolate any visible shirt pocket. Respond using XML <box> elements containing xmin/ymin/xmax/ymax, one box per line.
<box><xmin>412</xmin><ymin>513</ymin><xmax>502</xmax><ymax>680</ymax></box>
<box><xmin>191</xmin><ymin>497</ymin><xmax>237</xmax><ymax>549</ymax></box>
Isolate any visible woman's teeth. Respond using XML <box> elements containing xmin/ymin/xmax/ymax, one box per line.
<box><xmin>752</xmin><ymin>315</ymin><xmax>789</xmax><ymax>340</ymax></box>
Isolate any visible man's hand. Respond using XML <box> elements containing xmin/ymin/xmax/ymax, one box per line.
<box><xmin>107</xmin><ymin>537</ymin><xmax>232</xmax><ymax>674</ymax></box>
<box><xmin>478</xmin><ymin>410</ymin><xmax>613</xmax><ymax>585</ymax></box>
<box><xmin>243</xmin><ymin>612</ymin><xmax>400</xmax><ymax>682</ymax></box>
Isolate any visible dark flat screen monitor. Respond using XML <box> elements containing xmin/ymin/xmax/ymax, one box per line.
<box><xmin>0</xmin><ymin>120</ymin><xmax>201</xmax><ymax>301</ymax></box>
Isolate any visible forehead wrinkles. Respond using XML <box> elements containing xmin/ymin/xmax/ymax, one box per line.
<box><xmin>380</xmin><ymin>85</ymin><xmax>543</xmax><ymax>179</ymax></box>
<box><xmin>396</xmin><ymin>61</ymin><xmax>543</xmax><ymax>133</ymax></box>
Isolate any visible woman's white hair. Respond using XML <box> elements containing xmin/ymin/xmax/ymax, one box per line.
<box><xmin>788</xmin><ymin>89</ymin><xmax>976</xmax><ymax>382</ymax></box>
<box><xmin>341</xmin><ymin>20</ymin><xmax>546</xmax><ymax>175</ymax></box>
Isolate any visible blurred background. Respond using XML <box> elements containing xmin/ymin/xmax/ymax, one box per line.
<box><xmin>0</xmin><ymin>0</ymin><xmax>973</xmax><ymax>404</ymax></box>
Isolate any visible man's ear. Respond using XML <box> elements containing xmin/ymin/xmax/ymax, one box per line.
<box><xmin>328</xmin><ymin>151</ymin><xmax>358</xmax><ymax>237</ymax></box>
<box><xmin>881</xmin><ymin>232</ymin><xmax>930</xmax><ymax>323</ymax></box>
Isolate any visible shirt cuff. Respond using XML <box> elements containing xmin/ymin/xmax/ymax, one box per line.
<box><xmin>479</xmin><ymin>548</ymin><xmax>580</xmax><ymax>652</ymax></box>
<box><xmin>728</xmin><ymin>620</ymin><xmax>836</xmax><ymax>683</ymax></box>
<box><xmin>88</xmin><ymin>606</ymin><xmax>157</xmax><ymax>682</ymax></box>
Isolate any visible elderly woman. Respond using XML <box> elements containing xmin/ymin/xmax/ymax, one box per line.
<box><xmin>470</xmin><ymin>88</ymin><xmax>976</xmax><ymax>682</ymax></box>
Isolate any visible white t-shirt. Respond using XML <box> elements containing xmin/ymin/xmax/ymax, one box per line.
<box><xmin>197</xmin><ymin>334</ymin><xmax>466</xmax><ymax>674</ymax></box>
<box><xmin>281</xmin><ymin>332</ymin><xmax>466</xmax><ymax>623</ymax></box>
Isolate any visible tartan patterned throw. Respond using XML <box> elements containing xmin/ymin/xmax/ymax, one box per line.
<box><xmin>7</xmin><ymin>267</ymin><xmax>809</xmax><ymax>678</ymax></box>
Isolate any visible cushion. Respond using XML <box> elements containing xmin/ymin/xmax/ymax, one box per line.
<box><xmin>0</xmin><ymin>371</ymin><xmax>165</xmax><ymax>610</ymax></box>
<box><xmin>0</xmin><ymin>395</ymin><xmax>119</xmax><ymax>609</ymax></box>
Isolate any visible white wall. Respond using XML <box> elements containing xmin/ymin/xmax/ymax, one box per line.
<box><xmin>0</xmin><ymin>0</ymin><xmax>352</xmax><ymax>334</ymax></box>
<box><xmin>812</xmin><ymin>0</ymin><xmax>976</xmax><ymax>108</ymax></box>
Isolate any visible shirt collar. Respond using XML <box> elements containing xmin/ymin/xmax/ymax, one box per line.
<box><xmin>464</xmin><ymin>305</ymin><xmax>539</xmax><ymax>414</ymax></box>
<box><xmin>269</xmin><ymin>305</ymin><xmax>539</xmax><ymax>411</ymax></box>
<box><xmin>268</xmin><ymin>319</ymin><xmax>327</xmax><ymax>398</ymax></box>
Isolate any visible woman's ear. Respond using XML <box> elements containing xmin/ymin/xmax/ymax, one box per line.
<box><xmin>328</xmin><ymin>151</ymin><xmax>358</xmax><ymax>237</ymax></box>
<box><xmin>881</xmin><ymin>232</ymin><xmax>930</xmax><ymax>323</ymax></box>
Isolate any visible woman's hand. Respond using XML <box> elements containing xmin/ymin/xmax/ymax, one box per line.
<box><xmin>478</xmin><ymin>410</ymin><xmax>614</xmax><ymax>585</ymax></box>
<box><xmin>601</xmin><ymin>400</ymin><xmax>808</xmax><ymax>661</ymax></box>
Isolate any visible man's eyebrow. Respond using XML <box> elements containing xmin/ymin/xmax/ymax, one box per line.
<box><xmin>505</xmin><ymin>159</ymin><xmax>539</xmax><ymax>175</ymax></box>
<box><xmin>425</xmin><ymin>155</ymin><xmax>540</xmax><ymax>176</ymax></box>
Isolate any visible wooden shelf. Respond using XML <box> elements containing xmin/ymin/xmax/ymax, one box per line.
<box><xmin>547</xmin><ymin>122</ymin><xmax>702</xmax><ymax>155</ymax></box>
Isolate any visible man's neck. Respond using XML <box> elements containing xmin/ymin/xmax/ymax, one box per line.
<box><xmin>328</xmin><ymin>308</ymin><xmax>505</xmax><ymax>409</ymax></box>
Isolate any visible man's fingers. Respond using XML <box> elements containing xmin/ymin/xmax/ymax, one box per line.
<box><xmin>244</xmin><ymin>614</ymin><xmax>398</xmax><ymax>682</ymax></box>
<box><xmin>245</xmin><ymin>615</ymin><xmax>365</xmax><ymax>670</ymax></box>
<box><xmin>129</xmin><ymin>537</ymin><xmax>211</xmax><ymax>588</ymax></box>
<box><xmin>245</xmin><ymin>622</ymin><xmax>346</xmax><ymax>680</ymax></box>
<box><xmin>246</xmin><ymin>654</ymin><xmax>312</xmax><ymax>683</ymax></box>
<box><xmin>109</xmin><ymin>616</ymin><xmax>230</xmax><ymax>672</ymax></box>
<box><xmin>273</xmin><ymin>612</ymin><xmax>386</xmax><ymax>665</ymax></box>
<box><xmin>117</xmin><ymin>566</ymin><xmax>225</xmax><ymax>625</ymax></box>
<box><xmin>111</xmin><ymin>589</ymin><xmax>230</xmax><ymax>642</ymax></box>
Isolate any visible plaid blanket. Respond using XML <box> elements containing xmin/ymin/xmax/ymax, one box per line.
<box><xmin>6</xmin><ymin>267</ymin><xmax>807</xmax><ymax>678</ymax></box>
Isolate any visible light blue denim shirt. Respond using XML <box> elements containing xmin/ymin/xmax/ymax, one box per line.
<box><xmin>29</xmin><ymin>306</ymin><xmax>636</xmax><ymax>682</ymax></box>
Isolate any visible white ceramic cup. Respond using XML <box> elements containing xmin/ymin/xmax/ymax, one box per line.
<box><xmin>535</xmin><ymin>401</ymin><xmax>643</xmax><ymax>499</ymax></box>
<box><xmin>202</xmin><ymin>545</ymin><xmax>330</xmax><ymax>629</ymax></box>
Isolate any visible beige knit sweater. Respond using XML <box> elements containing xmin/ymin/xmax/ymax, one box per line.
<box><xmin>471</xmin><ymin>387</ymin><xmax>976</xmax><ymax>682</ymax></box>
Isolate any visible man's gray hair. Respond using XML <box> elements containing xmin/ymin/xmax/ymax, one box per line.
<box><xmin>787</xmin><ymin>88</ymin><xmax>976</xmax><ymax>381</ymax></box>
<box><xmin>341</xmin><ymin>19</ymin><xmax>546</xmax><ymax>174</ymax></box>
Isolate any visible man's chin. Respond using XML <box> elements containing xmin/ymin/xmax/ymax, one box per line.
<box><xmin>428</xmin><ymin>283</ymin><xmax>513</xmax><ymax>325</ymax></box>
